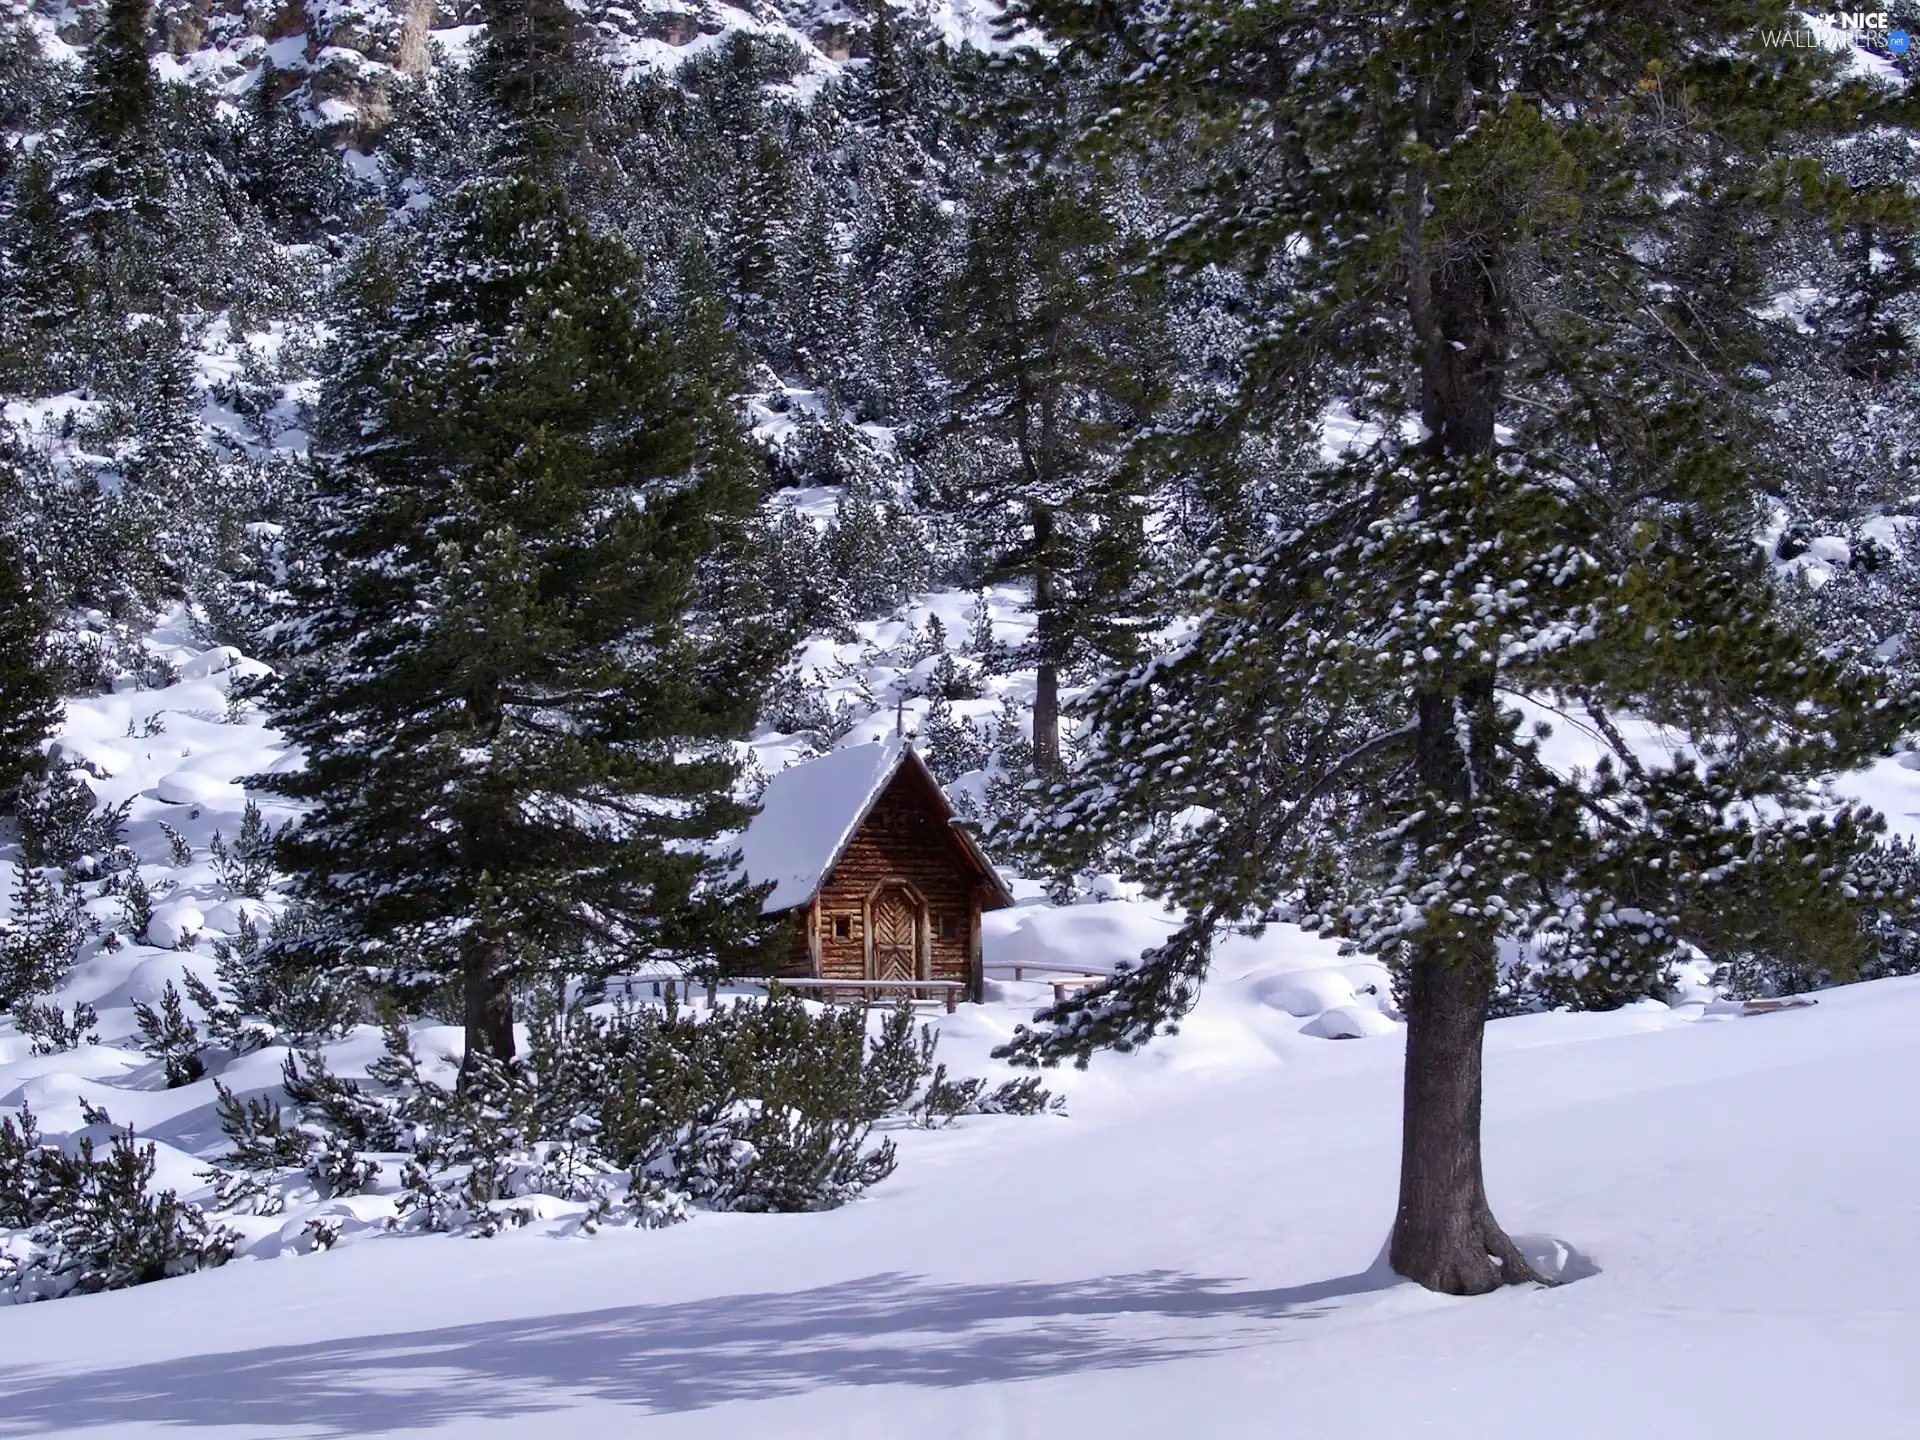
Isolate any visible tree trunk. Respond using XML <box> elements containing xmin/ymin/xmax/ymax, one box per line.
<box><xmin>1030</xmin><ymin>504</ymin><xmax>1063</xmax><ymax>775</ymax></box>
<box><xmin>1391</xmin><ymin>938</ymin><xmax>1540</xmax><ymax>1292</ymax></box>
<box><xmin>1384</xmin><ymin>55</ymin><xmax>1544</xmax><ymax>1291</ymax></box>
<box><xmin>460</xmin><ymin>948</ymin><xmax>516</xmax><ymax>1087</ymax></box>
<box><xmin>1388</xmin><ymin>690</ymin><xmax>1543</xmax><ymax>1294</ymax></box>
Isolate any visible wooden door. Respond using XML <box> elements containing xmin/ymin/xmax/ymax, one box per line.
<box><xmin>868</xmin><ymin>886</ymin><xmax>921</xmax><ymax>982</ymax></box>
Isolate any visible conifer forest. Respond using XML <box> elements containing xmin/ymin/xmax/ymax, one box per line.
<box><xmin>3</xmin><ymin>2</ymin><xmax>1920</xmax><ymax>1430</ymax></box>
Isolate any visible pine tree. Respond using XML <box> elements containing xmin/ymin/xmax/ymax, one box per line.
<box><xmin>723</xmin><ymin>126</ymin><xmax>795</xmax><ymax>358</ymax></box>
<box><xmin>259</xmin><ymin>174</ymin><xmax>788</xmax><ymax>1081</ymax></box>
<box><xmin>115</xmin><ymin>316</ymin><xmax>213</xmax><ymax>603</ymax></box>
<box><xmin>940</xmin><ymin>167</ymin><xmax>1162</xmax><ymax>772</ymax></box>
<box><xmin>996</xmin><ymin>0</ymin><xmax>1920</xmax><ymax>1293</ymax></box>
<box><xmin>0</xmin><ymin>153</ymin><xmax>82</xmax><ymax>383</ymax></box>
<box><xmin>229</xmin><ymin>60</ymin><xmax>360</xmax><ymax>244</ymax></box>
<box><xmin>0</xmin><ymin>535</ymin><xmax>59</xmax><ymax>802</ymax></box>
<box><xmin>63</xmin><ymin>0</ymin><xmax>166</xmax><ymax>265</ymax></box>
<box><xmin>470</xmin><ymin>0</ymin><xmax>597</xmax><ymax>170</ymax></box>
<box><xmin>131</xmin><ymin>980</ymin><xmax>205</xmax><ymax>1087</ymax></box>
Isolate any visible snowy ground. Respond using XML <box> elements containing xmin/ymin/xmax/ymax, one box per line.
<box><xmin>7</xmin><ymin>633</ymin><xmax>1920</xmax><ymax>1435</ymax></box>
<box><xmin>1</xmin><ymin>952</ymin><xmax>1916</xmax><ymax>1435</ymax></box>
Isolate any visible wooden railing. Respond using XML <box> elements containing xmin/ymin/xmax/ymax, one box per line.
<box><xmin>764</xmin><ymin>977</ymin><xmax>968</xmax><ymax>1013</ymax></box>
<box><xmin>983</xmin><ymin>958</ymin><xmax>1113</xmax><ymax>981</ymax></box>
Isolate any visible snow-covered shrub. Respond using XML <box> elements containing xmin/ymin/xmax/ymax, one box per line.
<box><xmin>761</xmin><ymin>665</ymin><xmax>860</xmax><ymax>749</ymax></box>
<box><xmin>910</xmin><ymin>1066</ymin><xmax>1061</xmax><ymax>1128</ymax></box>
<box><xmin>202</xmin><ymin>1078</ymin><xmax>331</xmax><ymax>1217</ymax></box>
<box><xmin>207</xmin><ymin>992</ymin><xmax>1054</xmax><ymax>1234</ymax></box>
<box><xmin>13</xmin><ymin>765</ymin><xmax>129</xmax><ymax>873</ymax></box>
<box><xmin>0</xmin><ymin>1105</ymin><xmax>235</xmax><ymax>1305</ymax></box>
<box><xmin>11</xmin><ymin>998</ymin><xmax>99</xmax><ymax>1055</ymax></box>
<box><xmin>822</xmin><ymin>479</ymin><xmax>936</xmax><ymax>623</ymax></box>
<box><xmin>0</xmin><ymin>857</ymin><xmax>89</xmax><ymax>1009</ymax></box>
<box><xmin>1716</xmin><ymin>834</ymin><xmax>1920</xmax><ymax>997</ymax></box>
<box><xmin>208</xmin><ymin>800</ymin><xmax>281</xmax><ymax>899</ymax></box>
<box><xmin>920</xmin><ymin>694</ymin><xmax>991</xmax><ymax>786</ymax></box>
<box><xmin>118</xmin><ymin>872</ymin><xmax>155</xmax><ymax>944</ymax></box>
<box><xmin>132</xmin><ymin>981</ymin><xmax>207</xmax><ymax>1088</ymax></box>
<box><xmin>198</xmin><ymin>913</ymin><xmax>364</xmax><ymax>1047</ymax></box>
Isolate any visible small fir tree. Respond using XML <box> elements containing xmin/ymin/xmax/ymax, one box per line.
<box><xmin>0</xmin><ymin>535</ymin><xmax>59</xmax><ymax>801</ymax></box>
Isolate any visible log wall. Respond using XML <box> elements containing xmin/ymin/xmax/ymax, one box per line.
<box><xmin>772</xmin><ymin>766</ymin><xmax>980</xmax><ymax>986</ymax></box>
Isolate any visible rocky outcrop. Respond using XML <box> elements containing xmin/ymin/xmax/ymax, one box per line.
<box><xmin>301</xmin><ymin>0</ymin><xmax>439</xmax><ymax>145</ymax></box>
<box><xmin>23</xmin><ymin>0</ymin><xmax>916</xmax><ymax>147</ymax></box>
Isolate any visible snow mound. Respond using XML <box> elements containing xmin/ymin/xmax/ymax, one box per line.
<box><xmin>1300</xmin><ymin>1006</ymin><xmax>1401</xmax><ymax>1041</ymax></box>
<box><xmin>155</xmin><ymin>772</ymin><xmax>245</xmax><ymax>807</ymax></box>
<box><xmin>1510</xmin><ymin>1234</ymin><xmax>1602</xmax><ymax>1285</ymax></box>
<box><xmin>176</xmin><ymin>646</ymin><xmax>270</xmax><ymax>683</ymax></box>
<box><xmin>1256</xmin><ymin>968</ymin><xmax>1362</xmax><ymax>1017</ymax></box>
<box><xmin>146</xmin><ymin>903</ymin><xmax>205</xmax><ymax>951</ymax></box>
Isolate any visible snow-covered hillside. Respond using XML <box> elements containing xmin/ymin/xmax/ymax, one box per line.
<box><xmin>7</xmin><ymin>627</ymin><xmax>1920</xmax><ymax>1439</ymax></box>
<box><xmin>20</xmin><ymin>0</ymin><xmax>1010</xmax><ymax>144</ymax></box>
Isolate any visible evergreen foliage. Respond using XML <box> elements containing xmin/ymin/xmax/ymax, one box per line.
<box><xmin>0</xmin><ymin>1104</ymin><xmax>234</xmax><ymax>1304</ymax></box>
<box><xmin>936</xmin><ymin>164</ymin><xmax>1163</xmax><ymax>770</ymax></box>
<box><xmin>65</xmin><ymin>0</ymin><xmax>164</xmax><ymax>263</ymax></box>
<box><xmin>11</xmin><ymin>997</ymin><xmax>100</xmax><ymax>1056</ymax></box>
<box><xmin>206</xmin><ymin>993</ymin><xmax>1053</xmax><ymax>1230</ymax></box>
<box><xmin>258</xmin><ymin>172</ymin><xmax>789</xmax><ymax>1077</ymax></box>
<box><xmin>131</xmin><ymin>980</ymin><xmax>206</xmax><ymax>1088</ymax></box>
<box><xmin>993</xmin><ymin>0</ymin><xmax>1920</xmax><ymax>1294</ymax></box>
<box><xmin>0</xmin><ymin>535</ymin><xmax>59</xmax><ymax>800</ymax></box>
<box><xmin>0</xmin><ymin>857</ymin><xmax>88</xmax><ymax>1011</ymax></box>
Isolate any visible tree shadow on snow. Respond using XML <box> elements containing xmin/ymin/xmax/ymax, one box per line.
<box><xmin>0</xmin><ymin>1266</ymin><xmax>1404</xmax><ymax>1434</ymax></box>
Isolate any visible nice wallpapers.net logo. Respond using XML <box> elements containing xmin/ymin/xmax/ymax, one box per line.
<box><xmin>1760</xmin><ymin>11</ymin><xmax>1913</xmax><ymax>51</ymax></box>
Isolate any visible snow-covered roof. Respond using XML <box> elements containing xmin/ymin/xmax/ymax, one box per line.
<box><xmin>735</xmin><ymin>738</ymin><xmax>1010</xmax><ymax>915</ymax></box>
<box><xmin>737</xmin><ymin>739</ymin><xmax>908</xmax><ymax>913</ymax></box>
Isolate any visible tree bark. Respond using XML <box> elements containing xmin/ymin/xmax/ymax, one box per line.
<box><xmin>1391</xmin><ymin>937</ymin><xmax>1540</xmax><ymax>1292</ymax></box>
<box><xmin>1030</xmin><ymin>503</ymin><xmax>1063</xmax><ymax>775</ymax></box>
<box><xmin>460</xmin><ymin>947</ymin><xmax>516</xmax><ymax>1087</ymax></box>
<box><xmin>1388</xmin><ymin>691</ymin><xmax>1543</xmax><ymax>1294</ymax></box>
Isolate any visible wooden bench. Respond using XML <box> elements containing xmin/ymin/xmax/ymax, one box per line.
<box><xmin>765</xmin><ymin>978</ymin><xmax>968</xmax><ymax>1014</ymax></box>
<box><xmin>982</xmin><ymin>961</ymin><xmax>1109</xmax><ymax>1001</ymax></box>
<box><xmin>988</xmin><ymin>960</ymin><xmax>1114</xmax><ymax>983</ymax></box>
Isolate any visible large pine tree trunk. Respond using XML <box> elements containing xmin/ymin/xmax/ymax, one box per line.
<box><xmin>1390</xmin><ymin>690</ymin><xmax>1543</xmax><ymax>1292</ymax></box>
<box><xmin>1391</xmin><ymin>939</ymin><xmax>1539</xmax><ymax>1291</ymax></box>
<box><xmin>460</xmin><ymin>951</ymin><xmax>516</xmax><ymax>1086</ymax></box>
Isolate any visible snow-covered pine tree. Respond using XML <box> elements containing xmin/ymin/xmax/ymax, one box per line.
<box><xmin>722</xmin><ymin>125</ymin><xmax>796</xmax><ymax>360</ymax></box>
<box><xmin>0</xmin><ymin>854</ymin><xmax>88</xmax><ymax>1010</ymax></box>
<box><xmin>995</xmin><ymin>0</ymin><xmax>1920</xmax><ymax>1294</ymax></box>
<box><xmin>0</xmin><ymin>147</ymin><xmax>79</xmax><ymax>388</ymax></box>
<box><xmin>115</xmin><ymin>315</ymin><xmax>214</xmax><ymax>604</ymax></box>
<box><xmin>0</xmin><ymin>533</ymin><xmax>59</xmax><ymax>801</ymax></box>
<box><xmin>60</xmin><ymin>0</ymin><xmax>166</xmax><ymax>281</ymax></box>
<box><xmin>939</xmin><ymin>164</ymin><xmax>1162</xmax><ymax>772</ymax></box>
<box><xmin>470</xmin><ymin>0</ymin><xmax>601</xmax><ymax>171</ymax></box>
<box><xmin>259</xmin><ymin>170</ymin><xmax>787</xmax><ymax>1082</ymax></box>
<box><xmin>228</xmin><ymin>60</ymin><xmax>363</xmax><ymax>246</ymax></box>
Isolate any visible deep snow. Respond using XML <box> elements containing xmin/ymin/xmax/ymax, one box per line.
<box><xmin>6</xmin><ymin>628</ymin><xmax>1920</xmax><ymax>1436</ymax></box>
<box><xmin>1</xmin><ymin>959</ymin><xmax>1916</xmax><ymax>1435</ymax></box>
